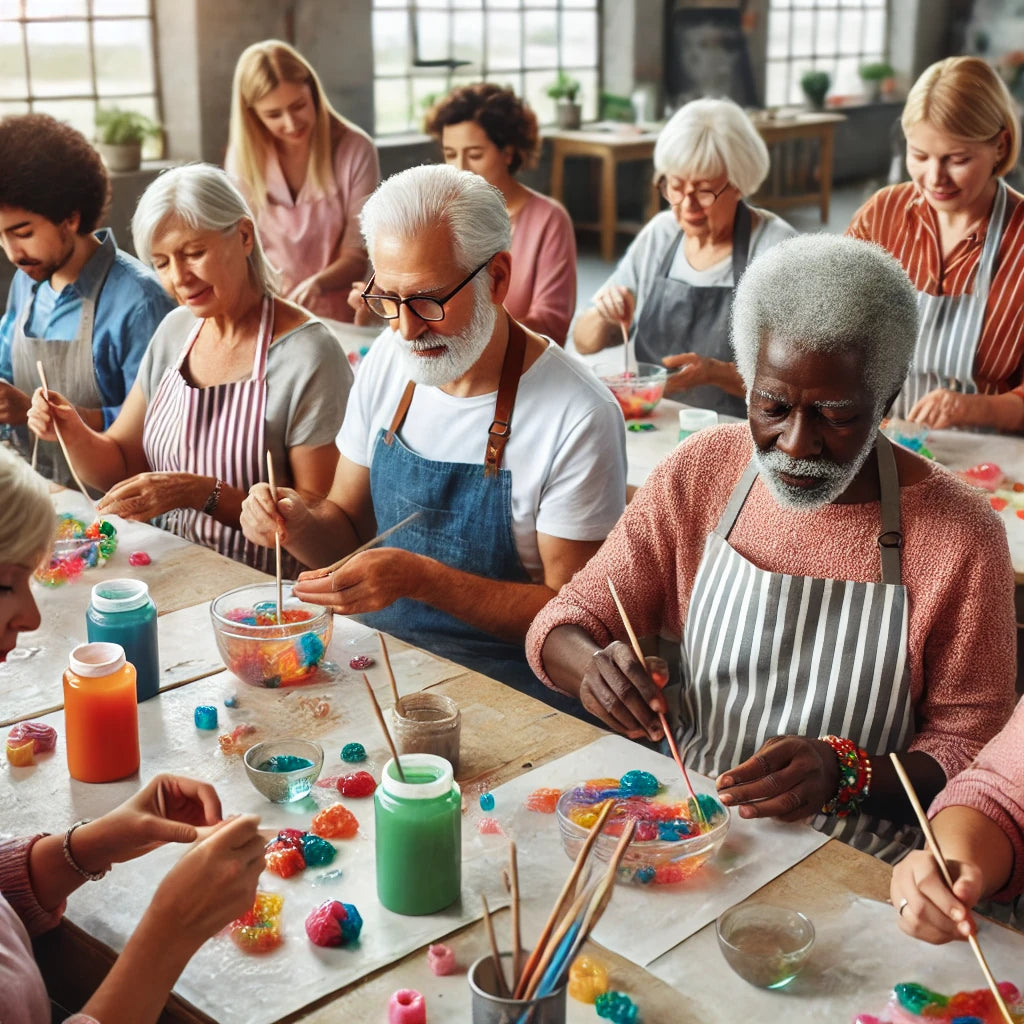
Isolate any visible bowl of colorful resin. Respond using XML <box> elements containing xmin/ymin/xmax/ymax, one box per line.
<box><xmin>34</xmin><ymin>514</ymin><xmax>117</xmax><ymax>587</ymax></box>
<box><xmin>210</xmin><ymin>582</ymin><xmax>332</xmax><ymax>688</ymax></box>
<box><xmin>243</xmin><ymin>738</ymin><xmax>324</xmax><ymax>803</ymax></box>
<box><xmin>597</xmin><ymin>362</ymin><xmax>668</xmax><ymax>420</ymax></box>
<box><xmin>555</xmin><ymin>771</ymin><xmax>730</xmax><ymax>884</ymax></box>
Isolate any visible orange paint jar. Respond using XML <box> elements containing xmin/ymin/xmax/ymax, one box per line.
<box><xmin>63</xmin><ymin>642</ymin><xmax>140</xmax><ymax>783</ymax></box>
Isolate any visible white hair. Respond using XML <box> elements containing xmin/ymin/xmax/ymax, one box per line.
<box><xmin>654</xmin><ymin>98</ymin><xmax>770</xmax><ymax>196</ymax></box>
<box><xmin>360</xmin><ymin>164</ymin><xmax>511</xmax><ymax>273</ymax></box>
<box><xmin>731</xmin><ymin>234</ymin><xmax>919</xmax><ymax>413</ymax></box>
<box><xmin>131</xmin><ymin>163</ymin><xmax>279</xmax><ymax>295</ymax></box>
<box><xmin>0</xmin><ymin>448</ymin><xmax>54</xmax><ymax>567</ymax></box>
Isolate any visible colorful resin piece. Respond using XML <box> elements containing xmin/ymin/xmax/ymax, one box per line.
<box><xmin>595</xmin><ymin>991</ymin><xmax>639</xmax><ymax>1023</ymax></box>
<box><xmin>388</xmin><ymin>989</ymin><xmax>427</xmax><ymax>1024</ymax></box>
<box><xmin>427</xmin><ymin>943</ymin><xmax>457</xmax><ymax>976</ymax></box>
<box><xmin>229</xmin><ymin>890</ymin><xmax>284</xmax><ymax>953</ymax></box>
<box><xmin>128</xmin><ymin>551</ymin><xmax>151</xmax><ymax>566</ymax></box>
<box><xmin>853</xmin><ymin>980</ymin><xmax>1024</xmax><ymax>1023</ymax></box>
<box><xmin>339</xmin><ymin>771</ymin><xmax>376</xmax><ymax>797</ymax></box>
<box><xmin>341</xmin><ymin>742</ymin><xmax>367</xmax><ymax>763</ymax></box>
<box><xmin>297</xmin><ymin>695</ymin><xmax>330</xmax><ymax>718</ymax></box>
<box><xmin>224</xmin><ymin>694</ymin><xmax>239</xmax><ymax>708</ymax></box>
<box><xmin>301</xmin><ymin>833</ymin><xmax>337</xmax><ymax>867</ymax></box>
<box><xmin>305</xmin><ymin>899</ymin><xmax>363</xmax><ymax>947</ymax></box>
<box><xmin>7</xmin><ymin>721</ymin><xmax>57</xmax><ymax>754</ymax></box>
<box><xmin>618</xmin><ymin>770</ymin><xmax>660</xmax><ymax>796</ymax></box>
<box><xmin>34</xmin><ymin>515</ymin><xmax>117</xmax><ymax>587</ymax></box>
<box><xmin>218</xmin><ymin>723</ymin><xmax>257</xmax><ymax>755</ymax></box>
<box><xmin>220</xmin><ymin>605</ymin><xmax>329</xmax><ymax>687</ymax></box>
<box><xmin>569</xmin><ymin>955</ymin><xmax>609</xmax><ymax>1004</ymax></box>
<box><xmin>961</xmin><ymin>462</ymin><xmax>1004</xmax><ymax>492</ymax></box>
<box><xmin>265</xmin><ymin>844</ymin><xmax>306</xmax><ymax>879</ymax></box>
<box><xmin>349</xmin><ymin>655</ymin><xmax>374</xmax><ymax>670</ymax></box>
<box><xmin>479</xmin><ymin>791</ymin><xmax>495</xmax><ymax>811</ymax></box>
<box><xmin>477</xmin><ymin>817</ymin><xmax>504</xmax><ymax>836</ymax></box>
<box><xmin>5</xmin><ymin>738</ymin><xmax>36</xmax><ymax>766</ymax></box>
<box><xmin>258</xmin><ymin>754</ymin><xmax>313</xmax><ymax>772</ymax></box>
<box><xmin>525</xmin><ymin>787</ymin><xmax>561</xmax><ymax>813</ymax></box>
<box><xmin>311</xmin><ymin>803</ymin><xmax>359</xmax><ymax>839</ymax></box>
<box><xmin>194</xmin><ymin>705</ymin><xmax>218</xmax><ymax>730</ymax></box>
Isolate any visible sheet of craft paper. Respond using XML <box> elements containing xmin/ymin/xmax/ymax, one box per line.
<box><xmin>474</xmin><ymin>733</ymin><xmax>829</xmax><ymax>968</ymax></box>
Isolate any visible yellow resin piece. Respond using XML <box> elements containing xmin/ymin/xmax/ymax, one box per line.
<box><xmin>569</xmin><ymin>955</ymin><xmax>609</xmax><ymax>1003</ymax></box>
<box><xmin>6</xmin><ymin>739</ymin><xmax>35</xmax><ymax>766</ymax></box>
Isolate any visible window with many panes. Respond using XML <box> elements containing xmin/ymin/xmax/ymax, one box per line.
<box><xmin>372</xmin><ymin>0</ymin><xmax>600</xmax><ymax>136</ymax></box>
<box><xmin>766</xmin><ymin>0</ymin><xmax>887</xmax><ymax>108</ymax></box>
<box><xmin>0</xmin><ymin>0</ymin><xmax>160</xmax><ymax>143</ymax></box>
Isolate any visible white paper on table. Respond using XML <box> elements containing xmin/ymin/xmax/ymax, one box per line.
<box><xmin>649</xmin><ymin>894</ymin><xmax>1024</xmax><ymax>1022</ymax></box>
<box><xmin>473</xmin><ymin>733</ymin><xmax>828</xmax><ymax>968</ymax></box>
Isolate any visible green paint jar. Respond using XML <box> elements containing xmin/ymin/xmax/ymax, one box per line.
<box><xmin>375</xmin><ymin>753</ymin><xmax>461</xmax><ymax>915</ymax></box>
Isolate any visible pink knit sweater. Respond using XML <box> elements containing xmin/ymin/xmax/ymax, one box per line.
<box><xmin>930</xmin><ymin>696</ymin><xmax>1024</xmax><ymax>901</ymax></box>
<box><xmin>526</xmin><ymin>423</ymin><xmax>1017</xmax><ymax>778</ymax></box>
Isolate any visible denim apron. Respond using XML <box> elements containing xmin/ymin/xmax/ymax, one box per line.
<box><xmin>633</xmin><ymin>202</ymin><xmax>751</xmax><ymax>418</ymax></box>
<box><xmin>362</xmin><ymin>319</ymin><xmax>581</xmax><ymax>712</ymax></box>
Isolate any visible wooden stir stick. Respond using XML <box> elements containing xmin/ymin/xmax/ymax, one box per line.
<box><xmin>361</xmin><ymin>673</ymin><xmax>406</xmax><ymax>783</ymax></box>
<box><xmin>36</xmin><ymin>361</ymin><xmax>98</xmax><ymax>517</ymax></box>
<box><xmin>480</xmin><ymin>893</ymin><xmax>511</xmax><ymax>999</ymax></box>
<box><xmin>377</xmin><ymin>632</ymin><xmax>401</xmax><ymax>708</ymax></box>
<box><xmin>620</xmin><ymin>320</ymin><xmax>631</xmax><ymax>377</ymax></box>
<box><xmin>889</xmin><ymin>753</ymin><xmax>1015</xmax><ymax>1024</ymax></box>
<box><xmin>508</xmin><ymin>840</ymin><xmax>522</xmax><ymax>991</ymax></box>
<box><xmin>265</xmin><ymin>451</ymin><xmax>283</xmax><ymax>623</ymax></box>
<box><xmin>306</xmin><ymin>511</ymin><xmax>421</xmax><ymax>579</ymax></box>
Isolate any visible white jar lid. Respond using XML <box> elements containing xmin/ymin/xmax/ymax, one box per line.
<box><xmin>90</xmin><ymin>578</ymin><xmax>150</xmax><ymax>613</ymax></box>
<box><xmin>69</xmin><ymin>642</ymin><xmax>126</xmax><ymax>677</ymax></box>
<box><xmin>380</xmin><ymin>753</ymin><xmax>456</xmax><ymax>800</ymax></box>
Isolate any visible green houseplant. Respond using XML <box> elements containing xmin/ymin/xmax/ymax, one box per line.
<box><xmin>800</xmin><ymin>70</ymin><xmax>831</xmax><ymax>111</ymax></box>
<box><xmin>547</xmin><ymin>71</ymin><xmax>582</xmax><ymax>130</ymax></box>
<box><xmin>94</xmin><ymin>107</ymin><xmax>160</xmax><ymax>172</ymax></box>
<box><xmin>858</xmin><ymin>61</ymin><xmax>895</xmax><ymax>102</ymax></box>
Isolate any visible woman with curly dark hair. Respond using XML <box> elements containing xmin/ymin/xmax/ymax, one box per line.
<box><xmin>422</xmin><ymin>83</ymin><xmax>577</xmax><ymax>345</ymax></box>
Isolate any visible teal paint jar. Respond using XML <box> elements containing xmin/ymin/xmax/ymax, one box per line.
<box><xmin>375</xmin><ymin>753</ymin><xmax>461</xmax><ymax>915</ymax></box>
<box><xmin>86</xmin><ymin>579</ymin><xmax>160</xmax><ymax>702</ymax></box>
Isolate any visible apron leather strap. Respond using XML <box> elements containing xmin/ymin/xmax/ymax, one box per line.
<box><xmin>875</xmin><ymin>433</ymin><xmax>903</xmax><ymax>586</ymax></box>
<box><xmin>384</xmin><ymin>381</ymin><xmax>416</xmax><ymax>446</ymax></box>
<box><xmin>484</xmin><ymin>316</ymin><xmax>528</xmax><ymax>477</ymax></box>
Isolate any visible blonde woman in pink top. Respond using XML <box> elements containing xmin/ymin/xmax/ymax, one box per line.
<box><xmin>227</xmin><ymin>40</ymin><xmax>380</xmax><ymax>322</ymax></box>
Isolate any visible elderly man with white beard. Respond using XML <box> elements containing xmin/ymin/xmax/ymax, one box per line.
<box><xmin>527</xmin><ymin>233</ymin><xmax>1017</xmax><ymax>862</ymax></box>
<box><xmin>240</xmin><ymin>164</ymin><xmax>625</xmax><ymax>706</ymax></box>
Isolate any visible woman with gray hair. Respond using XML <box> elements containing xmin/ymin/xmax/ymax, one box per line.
<box><xmin>531</xmin><ymin>234</ymin><xmax>1017</xmax><ymax>864</ymax></box>
<box><xmin>573</xmin><ymin>97</ymin><xmax>796</xmax><ymax>416</ymax></box>
<box><xmin>26</xmin><ymin>164</ymin><xmax>352</xmax><ymax>573</ymax></box>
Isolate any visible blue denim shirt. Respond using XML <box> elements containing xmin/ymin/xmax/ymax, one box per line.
<box><xmin>0</xmin><ymin>229</ymin><xmax>176</xmax><ymax>426</ymax></box>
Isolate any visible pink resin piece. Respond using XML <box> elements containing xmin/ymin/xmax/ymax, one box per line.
<box><xmin>388</xmin><ymin>989</ymin><xmax>426</xmax><ymax>1024</ymax></box>
<box><xmin>477</xmin><ymin>817</ymin><xmax>505</xmax><ymax>836</ymax></box>
<box><xmin>427</xmin><ymin>943</ymin><xmax>457</xmax><ymax>976</ymax></box>
<box><xmin>128</xmin><ymin>551</ymin><xmax>151</xmax><ymax>566</ymax></box>
<box><xmin>962</xmin><ymin>462</ymin><xmax>1004</xmax><ymax>492</ymax></box>
<box><xmin>349</xmin><ymin>655</ymin><xmax>375</xmax><ymax>670</ymax></box>
<box><xmin>7</xmin><ymin>721</ymin><xmax>57</xmax><ymax>754</ymax></box>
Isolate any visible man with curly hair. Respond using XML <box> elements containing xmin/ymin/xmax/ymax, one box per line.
<box><xmin>0</xmin><ymin>114</ymin><xmax>174</xmax><ymax>483</ymax></box>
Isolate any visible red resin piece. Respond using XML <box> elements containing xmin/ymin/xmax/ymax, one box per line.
<box><xmin>349</xmin><ymin>655</ymin><xmax>375</xmax><ymax>670</ymax></box>
<box><xmin>311</xmin><ymin>803</ymin><xmax>359</xmax><ymax>839</ymax></box>
<box><xmin>427</xmin><ymin>943</ymin><xmax>457</xmax><ymax>976</ymax></box>
<box><xmin>265</xmin><ymin>845</ymin><xmax>306</xmax><ymax>878</ymax></box>
<box><xmin>128</xmin><ymin>551</ymin><xmax>151</xmax><ymax>566</ymax></box>
<box><xmin>525</xmin><ymin>787</ymin><xmax>561</xmax><ymax>813</ymax></box>
<box><xmin>7</xmin><ymin>721</ymin><xmax>57</xmax><ymax>754</ymax></box>
<box><xmin>991</xmin><ymin>496</ymin><xmax>1009</xmax><ymax>511</ymax></box>
<box><xmin>477</xmin><ymin>816</ymin><xmax>504</xmax><ymax>835</ymax></box>
<box><xmin>389</xmin><ymin>989</ymin><xmax>427</xmax><ymax>1024</ymax></box>
<box><xmin>339</xmin><ymin>770</ymin><xmax>376</xmax><ymax>797</ymax></box>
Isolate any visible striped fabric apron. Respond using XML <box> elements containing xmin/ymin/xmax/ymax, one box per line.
<box><xmin>142</xmin><ymin>296</ymin><xmax>286</xmax><ymax>574</ymax></box>
<box><xmin>679</xmin><ymin>434</ymin><xmax>922</xmax><ymax>862</ymax></box>
<box><xmin>892</xmin><ymin>179</ymin><xmax>1008</xmax><ymax>418</ymax></box>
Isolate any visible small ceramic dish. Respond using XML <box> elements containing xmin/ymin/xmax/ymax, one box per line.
<box><xmin>243</xmin><ymin>738</ymin><xmax>324</xmax><ymax>803</ymax></box>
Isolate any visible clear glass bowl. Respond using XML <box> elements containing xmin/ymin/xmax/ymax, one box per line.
<box><xmin>716</xmin><ymin>903</ymin><xmax>815</xmax><ymax>988</ymax></box>
<box><xmin>555</xmin><ymin>781</ymin><xmax>730</xmax><ymax>885</ymax></box>
<box><xmin>597</xmin><ymin>362</ymin><xmax>669</xmax><ymax>420</ymax></box>
<box><xmin>243</xmin><ymin>738</ymin><xmax>324</xmax><ymax>803</ymax></box>
<box><xmin>210</xmin><ymin>582</ymin><xmax>332</xmax><ymax>688</ymax></box>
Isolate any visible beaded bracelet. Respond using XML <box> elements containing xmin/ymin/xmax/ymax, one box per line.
<box><xmin>820</xmin><ymin>735</ymin><xmax>873</xmax><ymax>818</ymax></box>
<box><xmin>63</xmin><ymin>819</ymin><xmax>108</xmax><ymax>881</ymax></box>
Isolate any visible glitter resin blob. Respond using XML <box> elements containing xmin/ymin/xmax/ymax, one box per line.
<box><xmin>854</xmin><ymin>981</ymin><xmax>1024</xmax><ymax>1023</ymax></box>
<box><xmin>210</xmin><ymin>582</ymin><xmax>332</xmax><ymax>688</ymax></box>
<box><xmin>305</xmin><ymin>899</ymin><xmax>362</xmax><ymax>947</ymax></box>
<box><xmin>556</xmin><ymin>776</ymin><xmax>729</xmax><ymax>884</ymax></box>
<box><xmin>34</xmin><ymin>515</ymin><xmax>117</xmax><ymax>587</ymax></box>
<box><xmin>229</xmin><ymin>891</ymin><xmax>285</xmax><ymax>953</ymax></box>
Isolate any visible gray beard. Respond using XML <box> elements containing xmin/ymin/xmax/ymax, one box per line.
<box><xmin>753</xmin><ymin>428</ymin><xmax>878</xmax><ymax>510</ymax></box>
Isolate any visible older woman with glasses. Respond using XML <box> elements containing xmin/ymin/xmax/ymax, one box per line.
<box><xmin>573</xmin><ymin>98</ymin><xmax>796</xmax><ymax>416</ymax></box>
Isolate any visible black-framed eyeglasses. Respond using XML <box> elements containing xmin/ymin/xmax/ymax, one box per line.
<box><xmin>656</xmin><ymin>177</ymin><xmax>732</xmax><ymax>209</ymax></box>
<box><xmin>361</xmin><ymin>256</ymin><xmax>494</xmax><ymax>322</ymax></box>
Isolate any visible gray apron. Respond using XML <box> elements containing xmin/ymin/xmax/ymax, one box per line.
<box><xmin>10</xmin><ymin>242</ymin><xmax>112</xmax><ymax>485</ymax></box>
<box><xmin>633</xmin><ymin>202</ymin><xmax>751</xmax><ymax>418</ymax></box>
<box><xmin>679</xmin><ymin>434</ymin><xmax>921</xmax><ymax>863</ymax></box>
<box><xmin>892</xmin><ymin>179</ymin><xmax>1009</xmax><ymax>418</ymax></box>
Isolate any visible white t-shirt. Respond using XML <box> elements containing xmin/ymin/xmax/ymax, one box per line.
<box><xmin>337</xmin><ymin>330</ymin><xmax>627</xmax><ymax>578</ymax></box>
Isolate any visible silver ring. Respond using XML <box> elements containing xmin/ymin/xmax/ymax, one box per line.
<box><xmin>898</xmin><ymin>897</ymin><xmax>909</xmax><ymax>916</ymax></box>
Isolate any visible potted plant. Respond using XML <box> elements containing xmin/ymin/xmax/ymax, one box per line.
<box><xmin>800</xmin><ymin>70</ymin><xmax>831</xmax><ymax>111</ymax></box>
<box><xmin>94</xmin><ymin>107</ymin><xmax>160</xmax><ymax>173</ymax></box>
<box><xmin>547</xmin><ymin>72</ymin><xmax>582</xmax><ymax>130</ymax></box>
<box><xmin>858</xmin><ymin>61</ymin><xmax>895</xmax><ymax>103</ymax></box>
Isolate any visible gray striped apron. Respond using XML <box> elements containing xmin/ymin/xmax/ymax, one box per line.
<box><xmin>679</xmin><ymin>434</ymin><xmax>921</xmax><ymax>862</ymax></box>
<box><xmin>892</xmin><ymin>179</ymin><xmax>1008</xmax><ymax>418</ymax></box>
<box><xmin>142</xmin><ymin>295</ymin><xmax>287</xmax><ymax>574</ymax></box>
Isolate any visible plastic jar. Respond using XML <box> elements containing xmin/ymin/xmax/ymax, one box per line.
<box><xmin>86</xmin><ymin>579</ymin><xmax>160</xmax><ymax>702</ymax></box>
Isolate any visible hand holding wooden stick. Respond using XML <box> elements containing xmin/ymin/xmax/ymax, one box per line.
<box><xmin>306</xmin><ymin>512</ymin><xmax>421</xmax><ymax>579</ymax></box>
<box><xmin>36</xmin><ymin>360</ymin><xmax>97</xmax><ymax>517</ymax></box>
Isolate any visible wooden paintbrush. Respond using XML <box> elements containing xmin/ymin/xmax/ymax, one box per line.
<box><xmin>480</xmin><ymin>892</ymin><xmax>511</xmax><ymax>999</ymax></box>
<box><xmin>377</xmin><ymin>632</ymin><xmax>401</xmax><ymax>708</ymax></box>
<box><xmin>508</xmin><ymin>839</ymin><xmax>522</xmax><ymax>990</ymax></box>
<box><xmin>889</xmin><ymin>753</ymin><xmax>1014</xmax><ymax>1024</ymax></box>
<box><xmin>265</xmin><ymin>451</ymin><xmax>283</xmax><ymax>623</ymax></box>
<box><xmin>361</xmin><ymin>673</ymin><xmax>406</xmax><ymax>783</ymax></box>
<box><xmin>306</xmin><ymin>511</ymin><xmax>421</xmax><ymax>579</ymax></box>
<box><xmin>36</xmin><ymin>361</ymin><xmax>97</xmax><ymax>517</ymax></box>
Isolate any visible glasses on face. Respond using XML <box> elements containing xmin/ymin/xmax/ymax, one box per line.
<box><xmin>361</xmin><ymin>256</ymin><xmax>493</xmax><ymax>322</ymax></box>
<box><xmin>657</xmin><ymin>177</ymin><xmax>732</xmax><ymax>209</ymax></box>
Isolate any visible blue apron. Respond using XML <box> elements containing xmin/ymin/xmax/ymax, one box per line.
<box><xmin>362</xmin><ymin>318</ymin><xmax>584</xmax><ymax>714</ymax></box>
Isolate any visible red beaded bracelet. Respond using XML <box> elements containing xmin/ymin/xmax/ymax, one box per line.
<box><xmin>820</xmin><ymin>734</ymin><xmax>873</xmax><ymax>818</ymax></box>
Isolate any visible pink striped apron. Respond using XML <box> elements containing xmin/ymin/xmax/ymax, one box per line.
<box><xmin>142</xmin><ymin>296</ymin><xmax>288</xmax><ymax>574</ymax></box>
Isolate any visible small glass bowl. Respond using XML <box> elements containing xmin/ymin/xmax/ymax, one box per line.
<box><xmin>555</xmin><ymin>782</ymin><xmax>730</xmax><ymax>885</ymax></box>
<box><xmin>716</xmin><ymin>903</ymin><xmax>815</xmax><ymax>988</ymax></box>
<box><xmin>597</xmin><ymin>362</ymin><xmax>669</xmax><ymax>420</ymax></box>
<box><xmin>243</xmin><ymin>739</ymin><xmax>324</xmax><ymax>803</ymax></box>
<box><xmin>210</xmin><ymin>582</ymin><xmax>332</xmax><ymax>688</ymax></box>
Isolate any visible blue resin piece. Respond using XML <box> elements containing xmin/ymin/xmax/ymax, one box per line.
<box><xmin>312</xmin><ymin>868</ymin><xmax>344</xmax><ymax>886</ymax></box>
<box><xmin>695</xmin><ymin>792</ymin><xmax>723</xmax><ymax>822</ymax></box>
<box><xmin>595</xmin><ymin>991</ymin><xmax>638</xmax><ymax>1023</ymax></box>
<box><xmin>619</xmin><ymin>770</ymin><xmax>659</xmax><ymax>797</ymax></box>
<box><xmin>341</xmin><ymin>742</ymin><xmax>366</xmax><ymax>763</ymax></box>
<box><xmin>479</xmin><ymin>792</ymin><xmax>495</xmax><ymax>811</ymax></box>
<box><xmin>254</xmin><ymin>601</ymin><xmax>277</xmax><ymax>615</ymax></box>
<box><xmin>635</xmin><ymin>865</ymin><xmax>656</xmax><ymax>884</ymax></box>
<box><xmin>338</xmin><ymin>902</ymin><xmax>362</xmax><ymax>944</ymax></box>
<box><xmin>299</xmin><ymin>632</ymin><xmax>325</xmax><ymax>666</ymax></box>
<box><xmin>259</xmin><ymin>754</ymin><xmax>313</xmax><ymax>773</ymax></box>
<box><xmin>194</xmin><ymin>705</ymin><xmax>218</xmax><ymax>730</ymax></box>
<box><xmin>224</xmin><ymin>695</ymin><xmax>239</xmax><ymax>708</ymax></box>
<box><xmin>301</xmin><ymin>833</ymin><xmax>337</xmax><ymax>866</ymax></box>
